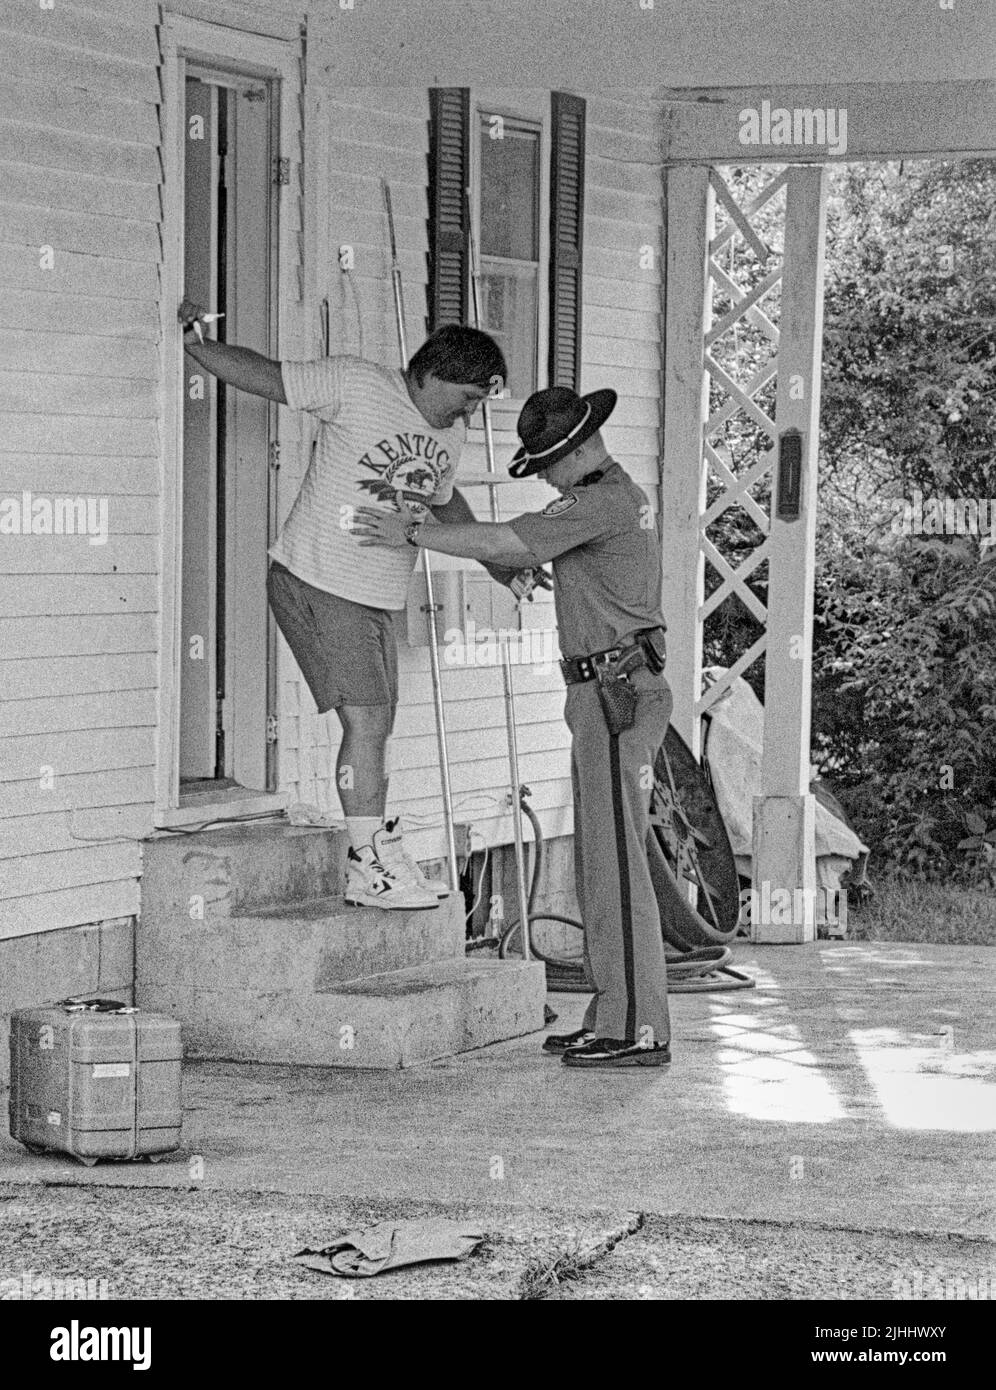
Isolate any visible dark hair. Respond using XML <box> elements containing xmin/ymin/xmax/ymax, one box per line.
<box><xmin>407</xmin><ymin>324</ymin><xmax>507</xmax><ymax>392</ymax></box>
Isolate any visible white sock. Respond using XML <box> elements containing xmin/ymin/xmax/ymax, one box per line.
<box><xmin>345</xmin><ymin>816</ymin><xmax>382</xmax><ymax>856</ymax></box>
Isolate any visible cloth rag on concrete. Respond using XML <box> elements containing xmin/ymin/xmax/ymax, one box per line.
<box><xmin>293</xmin><ymin>1218</ymin><xmax>485</xmax><ymax>1278</ymax></box>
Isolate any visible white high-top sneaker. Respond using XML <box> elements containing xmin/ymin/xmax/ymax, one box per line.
<box><xmin>374</xmin><ymin>817</ymin><xmax>450</xmax><ymax>900</ymax></box>
<box><xmin>344</xmin><ymin>845</ymin><xmax>439</xmax><ymax>910</ymax></box>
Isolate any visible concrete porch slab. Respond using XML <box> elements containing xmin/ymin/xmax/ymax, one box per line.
<box><xmin>1</xmin><ymin>943</ymin><xmax>993</xmax><ymax>1260</ymax></box>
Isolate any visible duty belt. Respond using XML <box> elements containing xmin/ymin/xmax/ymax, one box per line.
<box><xmin>560</xmin><ymin>629</ymin><xmax>663</xmax><ymax>685</ymax></box>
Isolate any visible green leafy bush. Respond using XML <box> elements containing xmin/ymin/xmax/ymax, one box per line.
<box><xmin>702</xmin><ymin>159</ymin><xmax>996</xmax><ymax>879</ymax></box>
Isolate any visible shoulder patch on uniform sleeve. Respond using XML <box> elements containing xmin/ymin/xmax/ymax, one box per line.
<box><xmin>541</xmin><ymin>493</ymin><xmax>579</xmax><ymax>517</ymax></box>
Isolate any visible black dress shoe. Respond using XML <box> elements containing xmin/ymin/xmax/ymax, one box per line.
<box><xmin>562</xmin><ymin>1037</ymin><xmax>672</xmax><ymax>1068</ymax></box>
<box><xmin>542</xmin><ymin>1028</ymin><xmax>596</xmax><ymax>1054</ymax></box>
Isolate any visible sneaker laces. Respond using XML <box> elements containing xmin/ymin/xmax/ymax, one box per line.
<box><xmin>376</xmin><ymin>821</ymin><xmax>422</xmax><ymax>879</ymax></box>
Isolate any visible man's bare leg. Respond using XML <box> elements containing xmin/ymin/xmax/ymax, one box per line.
<box><xmin>335</xmin><ymin>703</ymin><xmax>436</xmax><ymax>907</ymax></box>
<box><xmin>335</xmin><ymin>702</ymin><xmax>394</xmax><ymax>818</ymax></box>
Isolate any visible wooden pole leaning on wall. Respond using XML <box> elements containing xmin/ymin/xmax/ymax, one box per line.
<box><xmin>383</xmin><ymin>180</ymin><xmax>460</xmax><ymax>893</ymax></box>
<box><xmin>467</xmin><ymin>194</ymin><xmax>533</xmax><ymax>961</ymax></box>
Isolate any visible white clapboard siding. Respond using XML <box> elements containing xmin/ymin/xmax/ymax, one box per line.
<box><xmin>163</xmin><ymin>0</ymin><xmax>304</xmax><ymax>41</ymax></box>
<box><xmin>0</xmin><ymin>575</ymin><xmax>158</xmax><ymax>619</ymax></box>
<box><xmin>0</xmin><ymin>767</ymin><xmax>155</xmax><ymax>828</ymax></box>
<box><xmin>0</xmin><ymin>207</ymin><xmax>161</xmax><ymax>267</ymax></box>
<box><xmin>0</xmin><ymin>290</ymin><xmax>160</xmax><ymax>338</ymax></box>
<box><xmin>0</xmin><ymin>614</ymin><xmax>158</xmax><ymax>661</ymax></box>
<box><xmin>0</xmin><ymin>414</ymin><xmax>159</xmax><ymax>455</ymax></box>
<box><xmin>0</xmin><ymin>1</ymin><xmax>156</xmax><ymax>57</ymax></box>
<box><xmin>0</xmin><ymin>332</ymin><xmax>160</xmax><ymax>380</ymax></box>
<box><xmin>585</xmin><ymin>302</ymin><xmax>662</xmax><ymax>344</ymax></box>
<box><xmin>6</xmin><ymin>728</ymin><xmax>156</xmax><ymax>782</ymax></box>
<box><xmin>0</xmin><ymin>843</ymin><xmax>143</xmax><ymax>904</ymax></box>
<box><xmin>0</xmin><ymin>768</ymin><xmax>156</xmax><ymax>823</ymax></box>
<box><xmin>0</xmin><ymin>74</ymin><xmax>162</xmax><ymax>146</ymax></box>
<box><xmin>586</xmin><ymin>333</ymin><xmax>662</xmax><ymax>371</ymax></box>
<box><xmin>0</xmin><ymin>456</ymin><xmax>160</xmax><ymax>495</ymax></box>
<box><xmin>0</xmin><ymin>0</ymin><xmax>164</xmax><ymax>938</ymax></box>
<box><xmin>0</xmin><ymin>373</ymin><xmax>159</xmax><ymax>419</ymax></box>
<box><xmin>0</xmin><ymin>161</ymin><xmax>160</xmax><ymax>225</ymax></box>
<box><xmin>0</xmin><ymin>247</ymin><xmax>160</xmax><ymax>304</ymax></box>
<box><xmin>0</xmin><ymin>34</ymin><xmax>158</xmax><ymax>107</ymax></box>
<box><xmin>0</xmin><ymin>654</ymin><xmax>159</xmax><ymax>703</ymax></box>
<box><xmin>0</xmin><ymin>123</ymin><xmax>159</xmax><ymax>187</ymax></box>
<box><xmin>1</xmin><ymin>537</ymin><xmax>157</xmax><ymax>575</ymax></box>
<box><xmin>0</xmin><ymin>882</ymin><xmax>140</xmax><ymax>941</ymax></box>
<box><xmin>391</xmin><ymin>715</ymin><xmax>571</xmax><ymax>770</ymax></box>
<box><xmin>0</xmin><ymin>689</ymin><xmax>158</xmax><ymax>739</ymax></box>
<box><xmin>0</xmin><ymin>804</ymin><xmax>155</xmax><ymax>862</ymax></box>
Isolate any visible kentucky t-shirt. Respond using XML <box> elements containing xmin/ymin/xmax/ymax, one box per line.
<box><xmin>268</xmin><ymin>355</ymin><xmax>465</xmax><ymax>610</ymax></box>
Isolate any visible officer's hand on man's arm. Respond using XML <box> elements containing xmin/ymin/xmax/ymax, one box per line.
<box><xmin>353</xmin><ymin>495</ymin><xmax>537</xmax><ymax>571</ymax></box>
<box><xmin>428</xmin><ymin>487</ymin><xmax>549</xmax><ymax>598</ymax></box>
<box><xmin>178</xmin><ymin>298</ymin><xmax>287</xmax><ymax>403</ymax></box>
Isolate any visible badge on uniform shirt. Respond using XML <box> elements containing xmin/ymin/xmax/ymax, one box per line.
<box><xmin>541</xmin><ymin>493</ymin><xmax>578</xmax><ymax>517</ymax></box>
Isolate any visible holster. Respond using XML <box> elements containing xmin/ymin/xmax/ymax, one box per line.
<box><xmin>594</xmin><ymin>646</ymin><xmax>644</xmax><ymax>735</ymax></box>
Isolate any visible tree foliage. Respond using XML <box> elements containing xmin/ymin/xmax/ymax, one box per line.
<box><xmin>704</xmin><ymin>160</ymin><xmax>996</xmax><ymax>878</ymax></box>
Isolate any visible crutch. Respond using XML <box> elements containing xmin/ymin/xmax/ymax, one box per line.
<box><xmin>467</xmin><ymin>198</ymin><xmax>533</xmax><ymax>961</ymax></box>
<box><xmin>382</xmin><ymin>181</ymin><xmax>460</xmax><ymax>894</ymax></box>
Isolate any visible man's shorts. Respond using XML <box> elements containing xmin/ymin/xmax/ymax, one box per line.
<box><xmin>266</xmin><ymin>560</ymin><xmax>399</xmax><ymax>712</ymax></box>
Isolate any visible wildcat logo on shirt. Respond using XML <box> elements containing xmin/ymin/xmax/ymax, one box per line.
<box><xmin>356</xmin><ymin>433</ymin><xmax>450</xmax><ymax>514</ymax></box>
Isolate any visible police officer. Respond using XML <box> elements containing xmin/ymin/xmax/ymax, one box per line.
<box><xmin>355</xmin><ymin>386</ymin><xmax>673</xmax><ymax>1069</ymax></box>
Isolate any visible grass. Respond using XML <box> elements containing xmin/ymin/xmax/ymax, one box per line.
<box><xmin>516</xmin><ymin>1219</ymin><xmax>643</xmax><ymax>1299</ymax></box>
<box><xmin>845</xmin><ymin>871</ymin><xmax>996</xmax><ymax>947</ymax></box>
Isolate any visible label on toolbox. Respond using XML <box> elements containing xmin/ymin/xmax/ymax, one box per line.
<box><xmin>92</xmin><ymin>1063</ymin><xmax>130</xmax><ymax>1078</ymax></box>
<box><xmin>47</xmin><ymin>1112</ymin><xmax>61</xmax><ymax>1126</ymax></box>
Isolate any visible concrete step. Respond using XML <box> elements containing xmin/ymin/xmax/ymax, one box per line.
<box><xmin>137</xmin><ymin>821</ymin><xmax>545</xmax><ymax>1069</ymax></box>
<box><xmin>138</xmin><ymin>957</ymin><xmax>547</xmax><ymax>1069</ymax></box>
<box><xmin>141</xmin><ymin>823</ymin><xmax>354</xmax><ymax>921</ymax></box>
<box><xmin>137</xmin><ymin>892</ymin><xmax>465</xmax><ymax>994</ymax></box>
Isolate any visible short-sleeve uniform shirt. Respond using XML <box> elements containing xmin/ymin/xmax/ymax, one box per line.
<box><xmin>269</xmin><ymin>356</ymin><xmax>465</xmax><ymax>611</ymax></box>
<box><xmin>507</xmin><ymin>461</ymin><xmax>666</xmax><ymax>657</ymax></box>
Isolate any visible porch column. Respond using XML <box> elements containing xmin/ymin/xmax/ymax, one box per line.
<box><xmin>753</xmin><ymin>165</ymin><xmax>828</xmax><ymax>944</ymax></box>
<box><xmin>661</xmin><ymin>165</ymin><xmax>710</xmax><ymax>755</ymax></box>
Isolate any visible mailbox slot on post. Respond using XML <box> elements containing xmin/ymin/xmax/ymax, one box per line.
<box><xmin>776</xmin><ymin>428</ymin><xmax>803</xmax><ymax>521</ymax></box>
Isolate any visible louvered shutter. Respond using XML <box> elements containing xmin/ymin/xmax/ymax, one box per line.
<box><xmin>427</xmin><ymin>87</ymin><xmax>470</xmax><ymax>330</ymax></box>
<box><xmin>548</xmin><ymin>92</ymin><xmax>586</xmax><ymax>390</ymax></box>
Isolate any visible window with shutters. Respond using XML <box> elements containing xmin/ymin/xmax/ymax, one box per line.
<box><xmin>477</xmin><ymin>115</ymin><xmax>541</xmax><ymax>400</ymax></box>
<box><xmin>429</xmin><ymin>89</ymin><xmax>585</xmax><ymax>398</ymax></box>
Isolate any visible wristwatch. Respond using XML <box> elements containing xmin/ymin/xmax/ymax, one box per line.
<box><xmin>404</xmin><ymin>520</ymin><xmax>422</xmax><ymax>548</ymax></box>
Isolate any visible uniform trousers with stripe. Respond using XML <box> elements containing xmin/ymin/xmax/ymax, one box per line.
<box><xmin>566</xmin><ymin>666</ymin><xmax>673</xmax><ymax>1045</ymax></box>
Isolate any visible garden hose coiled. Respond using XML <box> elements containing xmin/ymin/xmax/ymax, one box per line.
<box><xmin>494</xmin><ymin>794</ymin><xmax>754</xmax><ymax>993</ymax></box>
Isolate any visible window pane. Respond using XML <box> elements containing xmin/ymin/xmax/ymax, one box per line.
<box><xmin>479</xmin><ymin>123</ymin><xmax>539</xmax><ymax>262</ymax></box>
<box><xmin>481</xmin><ymin>260</ymin><xmax>537</xmax><ymax>399</ymax></box>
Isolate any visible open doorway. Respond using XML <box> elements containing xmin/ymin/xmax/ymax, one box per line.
<box><xmin>176</xmin><ymin>58</ymin><xmax>280</xmax><ymax>805</ymax></box>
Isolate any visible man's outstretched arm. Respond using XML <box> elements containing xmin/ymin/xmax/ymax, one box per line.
<box><xmin>179</xmin><ymin>298</ymin><xmax>287</xmax><ymax>403</ymax></box>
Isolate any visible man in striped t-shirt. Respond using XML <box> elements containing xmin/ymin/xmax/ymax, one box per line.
<box><xmin>181</xmin><ymin>306</ymin><xmax>527</xmax><ymax>908</ymax></box>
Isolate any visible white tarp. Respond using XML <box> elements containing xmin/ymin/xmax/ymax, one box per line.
<box><xmin>702</xmin><ymin>670</ymin><xmax>869</xmax><ymax>894</ymax></box>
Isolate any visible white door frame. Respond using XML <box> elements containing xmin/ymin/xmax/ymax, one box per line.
<box><xmin>157</xmin><ymin>15</ymin><xmax>298</xmax><ymax>825</ymax></box>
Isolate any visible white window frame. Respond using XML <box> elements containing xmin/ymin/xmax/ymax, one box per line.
<box><xmin>469</xmin><ymin>89</ymin><xmax>552</xmax><ymax>414</ymax></box>
<box><xmin>157</xmin><ymin>15</ymin><xmax>298</xmax><ymax>826</ymax></box>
